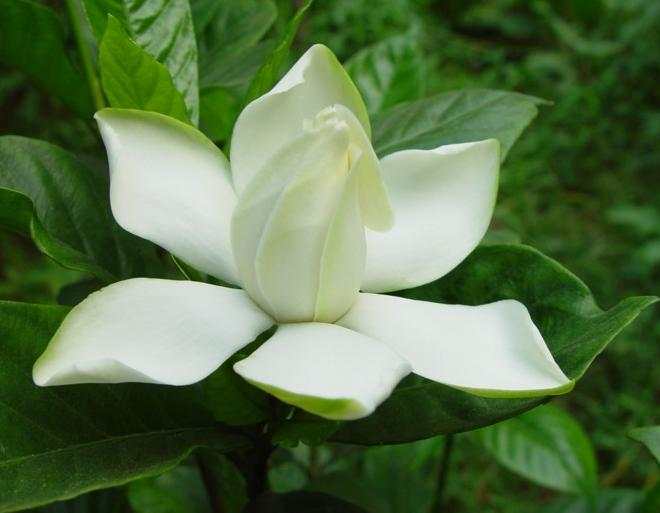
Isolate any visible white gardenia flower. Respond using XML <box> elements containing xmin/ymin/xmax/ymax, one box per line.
<box><xmin>32</xmin><ymin>44</ymin><xmax>573</xmax><ymax>420</ymax></box>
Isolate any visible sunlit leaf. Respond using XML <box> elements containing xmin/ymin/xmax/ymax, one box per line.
<box><xmin>99</xmin><ymin>16</ymin><xmax>190</xmax><ymax>123</ymax></box>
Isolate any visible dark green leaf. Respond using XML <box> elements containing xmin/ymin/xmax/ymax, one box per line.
<box><xmin>629</xmin><ymin>426</ymin><xmax>660</xmax><ymax>462</ymax></box>
<box><xmin>312</xmin><ymin>437</ymin><xmax>444</xmax><ymax>513</ymax></box>
<box><xmin>475</xmin><ymin>404</ymin><xmax>598</xmax><ymax>493</ymax></box>
<box><xmin>81</xmin><ymin>0</ymin><xmax>123</xmax><ymax>41</ymax></box>
<box><xmin>541</xmin><ymin>489</ymin><xmax>645</xmax><ymax>513</ymax></box>
<box><xmin>271</xmin><ymin>414</ymin><xmax>341</xmax><ymax>448</ymax></box>
<box><xmin>197</xmin><ymin>0</ymin><xmax>277</xmax><ymax>56</ymax></box>
<box><xmin>345</xmin><ymin>34</ymin><xmax>425</xmax><ymax>115</ymax></box>
<box><xmin>0</xmin><ymin>0</ymin><xmax>93</xmax><ymax>118</ymax></box>
<box><xmin>0</xmin><ymin>136</ymin><xmax>164</xmax><ymax>282</ymax></box>
<box><xmin>372</xmin><ymin>89</ymin><xmax>549</xmax><ymax>159</ymax></box>
<box><xmin>242</xmin><ymin>0</ymin><xmax>313</xmax><ymax>106</ymax></box>
<box><xmin>99</xmin><ymin>16</ymin><xmax>190</xmax><ymax>123</ymax></box>
<box><xmin>0</xmin><ymin>301</ymin><xmax>248</xmax><ymax>511</ymax></box>
<box><xmin>128</xmin><ymin>465</ymin><xmax>211</xmax><ymax>513</ymax></box>
<box><xmin>199</xmin><ymin>87</ymin><xmax>241</xmax><ymax>142</ymax></box>
<box><xmin>333</xmin><ymin>245</ymin><xmax>657</xmax><ymax>444</ymax></box>
<box><xmin>57</xmin><ymin>279</ymin><xmax>105</xmax><ymax>307</ymax></box>
<box><xmin>201</xmin><ymin>333</ymin><xmax>274</xmax><ymax>427</ymax></box>
<box><xmin>200</xmin><ymin>40</ymin><xmax>276</xmax><ymax>91</ymax></box>
<box><xmin>243</xmin><ymin>491</ymin><xmax>369</xmax><ymax>513</ymax></box>
<box><xmin>84</xmin><ymin>0</ymin><xmax>199</xmax><ymax>124</ymax></box>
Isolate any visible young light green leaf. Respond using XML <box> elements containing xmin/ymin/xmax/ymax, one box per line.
<box><xmin>333</xmin><ymin>244</ymin><xmax>657</xmax><ymax>444</ymax></box>
<box><xmin>0</xmin><ymin>136</ymin><xmax>164</xmax><ymax>282</ymax></box>
<box><xmin>242</xmin><ymin>0</ymin><xmax>313</xmax><ymax>106</ymax></box>
<box><xmin>475</xmin><ymin>404</ymin><xmax>598</xmax><ymax>493</ymax></box>
<box><xmin>0</xmin><ymin>301</ymin><xmax>248</xmax><ymax>512</ymax></box>
<box><xmin>629</xmin><ymin>426</ymin><xmax>660</xmax><ymax>462</ymax></box>
<box><xmin>84</xmin><ymin>0</ymin><xmax>199</xmax><ymax>124</ymax></box>
<box><xmin>345</xmin><ymin>34</ymin><xmax>425</xmax><ymax>115</ymax></box>
<box><xmin>0</xmin><ymin>0</ymin><xmax>93</xmax><ymax>118</ymax></box>
<box><xmin>100</xmin><ymin>16</ymin><xmax>190</xmax><ymax>123</ymax></box>
<box><xmin>372</xmin><ymin>89</ymin><xmax>549</xmax><ymax>160</ymax></box>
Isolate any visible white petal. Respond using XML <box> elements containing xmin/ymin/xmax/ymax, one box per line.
<box><xmin>233</xmin><ymin>323</ymin><xmax>411</xmax><ymax>420</ymax></box>
<box><xmin>338</xmin><ymin>293</ymin><xmax>573</xmax><ymax>397</ymax></box>
<box><xmin>232</xmin><ymin>114</ymin><xmax>366</xmax><ymax>323</ymax></box>
<box><xmin>33</xmin><ymin>279</ymin><xmax>273</xmax><ymax>386</ymax></box>
<box><xmin>96</xmin><ymin>109</ymin><xmax>240</xmax><ymax>284</ymax></box>
<box><xmin>230</xmin><ymin>44</ymin><xmax>370</xmax><ymax>195</ymax></box>
<box><xmin>362</xmin><ymin>140</ymin><xmax>500</xmax><ymax>293</ymax></box>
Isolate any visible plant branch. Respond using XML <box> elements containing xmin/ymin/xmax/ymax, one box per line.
<box><xmin>64</xmin><ymin>0</ymin><xmax>105</xmax><ymax>112</ymax></box>
<box><xmin>432</xmin><ymin>434</ymin><xmax>456</xmax><ymax>513</ymax></box>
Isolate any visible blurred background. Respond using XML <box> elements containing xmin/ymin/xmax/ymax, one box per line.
<box><xmin>1</xmin><ymin>0</ymin><xmax>658</xmax><ymax>512</ymax></box>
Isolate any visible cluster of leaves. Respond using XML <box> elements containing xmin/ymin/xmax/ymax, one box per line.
<box><xmin>0</xmin><ymin>0</ymin><xmax>657</xmax><ymax>512</ymax></box>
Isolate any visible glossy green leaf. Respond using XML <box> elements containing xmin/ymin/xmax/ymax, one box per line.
<box><xmin>372</xmin><ymin>89</ymin><xmax>549</xmax><ymax>159</ymax></box>
<box><xmin>0</xmin><ymin>0</ymin><xmax>93</xmax><ymax>118</ymax></box>
<box><xmin>99</xmin><ymin>16</ymin><xmax>190</xmax><ymax>123</ymax></box>
<box><xmin>84</xmin><ymin>0</ymin><xmax>199</xmax><ymax>124</ymax></box>
<box><xmin>242</xmin><ymin>0</ymin><xmax>313</xmax><ymax>106</ymax></box>
<box><xmin>0</xmin><ymin>301</ymin><xmax>248</xmax><ymax>512</ymax></box>
<box><xmin>0</xmin><ymin>136</ymin><xmax>163</xmax><ymax>282</ymax></box>
<box><xmin>243</xmin><ymin>491</ymin><xmax>369</xmax><ymax>513</ymax></box>
<box><xmin>345</xmin><ymin>34</ymin><xmax>425</xmax><ymax>115</ymax></box>
<box><xmin>333</xmin><ymin>244</ymin><xmax>657</xmax><ymax>445</ymax></box>
<box><xmin>629</xmin><ymin>426</ymin><xmax>660</xmax><ymax>462</ymax></box>
<box><xmin>475</xmin><ymin>404</ymin><xmax>598</xmax><ymax>493</ymax></box>
<box><xmin>32</xmin><ymin>488</ymin><xmax>129</xmax><ymax>513</ymax></box>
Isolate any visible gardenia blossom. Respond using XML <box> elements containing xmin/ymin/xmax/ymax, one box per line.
<box><xmin>32</xmin><ymin>44</ymin><xmax>573</xmax><ymax>420</ymax></box>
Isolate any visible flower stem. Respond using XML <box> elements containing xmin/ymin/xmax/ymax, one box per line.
<box><xmin>64</xmin><ymin>0</ymin><xmax>106</xmax><ymax>112</ymax></box>
<box><xmin>432</xmin><ymin>434</ymin><xmax>455</xmax><ymax>512</ymax></box>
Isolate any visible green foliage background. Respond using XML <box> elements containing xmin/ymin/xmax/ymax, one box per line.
<box><xmin>0</xmin><ymin>0</ymin><xmax>658</xmax><ymax>511</ymax></box>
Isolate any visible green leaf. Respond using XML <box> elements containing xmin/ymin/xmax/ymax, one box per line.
<box><xmin>541</xmin><ymin>489</ymin><xmax>645</xmax><ymax>513</ymax></box>
<box><xmin>197</xmin><ymin>0</ymin><xmax>277</xmax><ymax>56</ymax></box>
<box><xmin>99</xmin><ymin>16</ymin><xmax>190</xmax><ymax>123</ymax></box>
<box><xmin>199</xmin><ymin>87</ymin><xmax>241</xmax><ymax>142</ymax></box>
<box><xmin>242</xmin><ymin>0</ymin><xmax>313</xmax><ymax>106</ymax></box>
<box><xmin>271</xmin><ymin>414</ymin><xmax>341</xmax><ymax>448</ymax></box>
<box><xmin>629</xmin><ymin>426</ymin><xmax>660</xmax><ymax>462</ymax></box>
<box><xmin>32</xmin><ymin>488</ymin><xmax>129</xmax><ymax>513</ymax></box>
<box><xmin>81</xmin><ymin>0</ymin><xmax>123</xmax><ymax>41</ymax></box>
<box><xmin>312</xmin><ymin>437</ymin><xmax>444</xmax><ymax>513</ymax></box>
<box><xmin>84</xmin><ymin>0</ymin><xmax>199</xmax><ymax>124</ymax></box>
<box><xmin>0</xmin><ymin>0</ymin><xmax>93</xmax><ymax>118</ymax></box>
<box><xmin>243</xmin><ymin>491</ymin><xmax>369</xmax><ymax>513</ymax></box>
<box><xmin>333</xmin><ymin>244</ymin><xmax>657</xmax><ymax>445</ymax></box>
<box><xmin>0</xmin><ymin>136</ymin><xmax>164</xmax><ymax>282</ymax></box>
<box><xmin>0</xmin><ymin>301</ymin><xmax>248</xmax><ymax>512</ymax></box>
<box><xmin>128</xmin><ymin>465</ymin><xmax>211</xmax><ymax>513</ymax></box>
<box><xmin>345</xmin><ymin>34</ymin><xmax>425</xmax><ymax>115</ymax></box>
<box><xmin>201</xmin><ymin>332</ymin><xmax>274</xmax><ymax>426</ymax></box>
<box><xmin>372</xmin><ymin>89</ymin><xmax>549</xmax><ymax>160</ymax></box>
<box><xmin>475</xmin><ymin>404</ymin><xmax>598</xmax><ymax>493</ymax></box>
